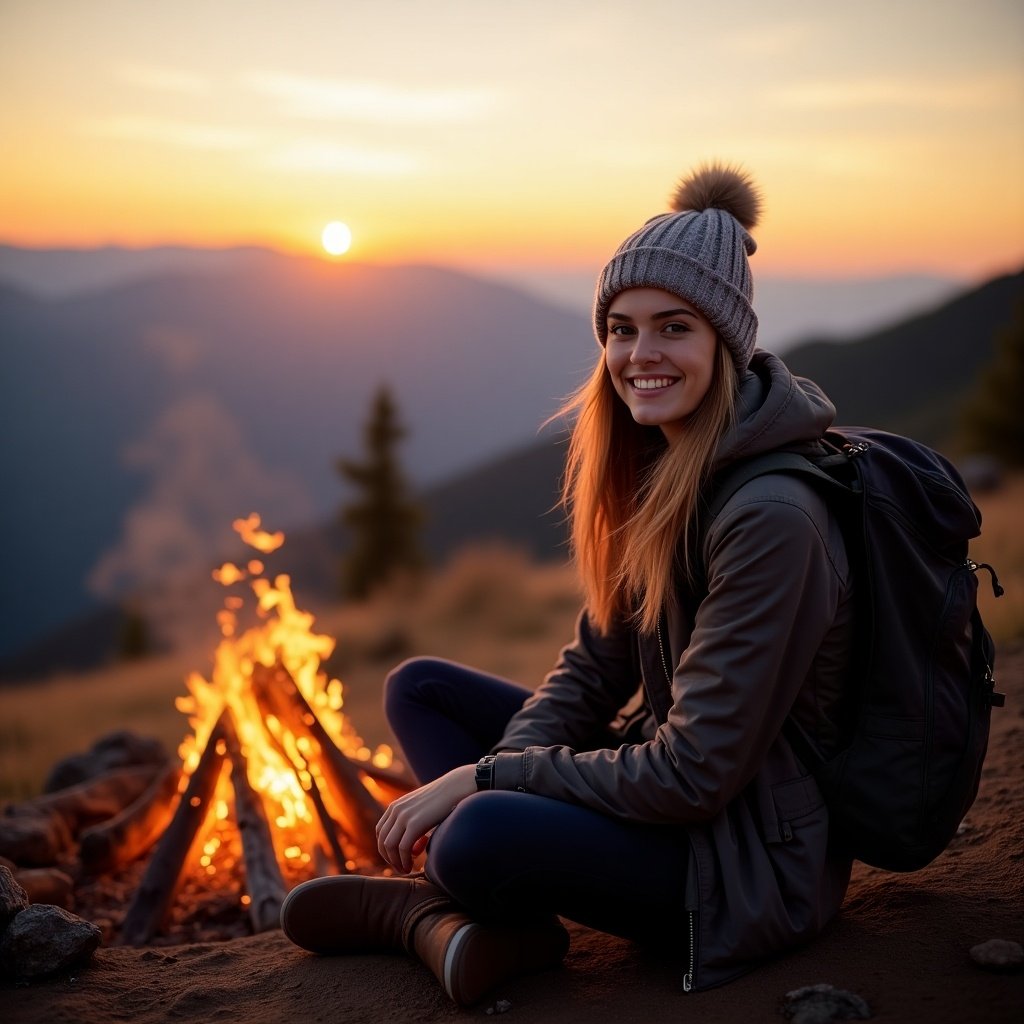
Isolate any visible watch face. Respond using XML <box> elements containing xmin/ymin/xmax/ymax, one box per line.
<box><xmin>475</xmin><ymin>758</ymin><xmax>494</xmax><ymax>790</ymax></box>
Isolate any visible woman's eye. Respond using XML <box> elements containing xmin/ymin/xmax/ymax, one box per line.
<box><xmin>663</xmin><ymin>322</ymin><xmax>690</xmax><ymax>334</ymax></box>
<box><xmin>608</xmin><ymin>324</ymin><xmax>634</xmax><ymax>337</ymax></box>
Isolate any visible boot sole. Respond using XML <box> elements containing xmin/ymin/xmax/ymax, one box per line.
<box><xmin>443</xmin><ymin>920</ymin><xmax>570</xmax><ymax>1006</ymax></box>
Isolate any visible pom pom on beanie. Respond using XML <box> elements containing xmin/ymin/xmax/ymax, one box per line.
<box><xmin>670</xmin><ymin>163</ymin><xmax>762</xmax><ymax>230</ymax></box>
<box><xmin>594</xmin><ymin>162</ymin><xmax>762</xmax><ymax>374</ymax></box>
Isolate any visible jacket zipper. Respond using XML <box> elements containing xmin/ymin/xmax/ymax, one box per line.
<box><xmin>683</xmin><ymin>910</ymin><xmax>695</xmax><ymax>991</ymax></box>
<box><xmin>656</xmin><ymin>612</ymin><xmax>672</xmax><ymax>689</ymax></box>
<box><xmin>657</xmin><ymin>612</ymin><xmax>697</xmax><ymax>993</ymax></box>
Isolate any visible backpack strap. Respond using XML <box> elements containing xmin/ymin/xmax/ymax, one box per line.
<box><xmin>704</xmin><ymin>450</ymin><xmax>845</xmax><ymax>523</ymax></box>
<box><xmin>690</xmin><ymin>450</ymin><xmax>831</xmax><ymax>603</ymax></box>
<box><xmin>692</xmin><ymin>448</ymin><xmax>854</xmax><ymax>773</ymax></box>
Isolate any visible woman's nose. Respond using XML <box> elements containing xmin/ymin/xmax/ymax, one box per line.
<box><xmin>629</xmin><ymin>331</ymin><xmax>661</xmax><ymax>364</ymax></box>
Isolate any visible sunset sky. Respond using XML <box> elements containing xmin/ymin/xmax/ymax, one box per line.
<box><xmin>2</xmin><ymin>0</ymin><xmax>1022</xmax><ymax>281</ymax></box>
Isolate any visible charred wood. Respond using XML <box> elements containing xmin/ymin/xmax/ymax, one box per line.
<box><xmin>252</xmin><ymin>663</ymin><xmax>384</xmax><ymax>863</ymax></box>
<box><xmin>5</xmin><ymin>765</ymin><xmax>162</xmax><ymax>837</ymax></box>
<box><xmin>221</xmin><ymin>714</ymin><xmax>286</xmax><ymax>933</ymax></box>
<box><xmin>252</xmin><ymin>701</ymin><xmax>350</xmax><ymax>874</ymax></box>
<box><xmin>78</xmin><ymin>765</ymin><xmax>182</xmax><ymax>875</ymax></box>
<box><xmin>118</xmin><ymin>711</ymin><xmax>229</xmax><ymax>946</ymax></box>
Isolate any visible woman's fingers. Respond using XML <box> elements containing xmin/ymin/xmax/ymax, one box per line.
<box><xmin>374</xmin><ymin>764</ymin><xmax>478</xmax><ymax>872</ymax></box>
<box><xmin>376</xmin><ymin>800</ymin><xmax>427</xmax><ymax>871</ymax></box>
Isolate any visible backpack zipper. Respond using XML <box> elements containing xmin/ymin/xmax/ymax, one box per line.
<box><xmin>968</xmin><ymin>558</ymin><xmax>1004</xmax><ymax>597</ymax></box>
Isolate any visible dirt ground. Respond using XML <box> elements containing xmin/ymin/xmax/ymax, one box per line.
<box><xmin>2</xmin><ymin>647</ymin><xmax>1022</xmax><ymax>1024</ymax></box>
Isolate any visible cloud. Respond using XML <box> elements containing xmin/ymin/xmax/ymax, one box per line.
<box><xmin>115</xmin><ymin>63</ymin><xmax>210</xmax><ymax>95</ymax></box>
<box><xmin>719</xmin><ymin>22</ymin><xmax>817</xmax><ymax>56</ymax></box>
<box><xmin>243</xmin><ymin>72</ymin><xmax>496</xmax><ymax>124</ymax></box>
<box><xmin>266</xmin><ymin>140</ymin><xmax>419</xmax><ymax>176</ymax></box>
<box><xmin>81</xmin><ymin>114</ymin><xmax>419</xmax><ymax>176</ymax></box>
<box><xmin>84</xmin><ymin>116</ymin><xmax>260</xmax><ymax>151</ymax></box>
<box><xmin>769</xmin><ymin>72</ymin><xmax>1023</xmax><ymax>112</ymax></box>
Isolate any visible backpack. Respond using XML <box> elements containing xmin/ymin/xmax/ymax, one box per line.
<box><xmin>702</xmin><ymin>427</ymin><xmax>1005</xmax><ymax>872</ymax></box>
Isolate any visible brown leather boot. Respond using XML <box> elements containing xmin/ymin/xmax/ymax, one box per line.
<box><xmin>404</xmin><ymin>897</ymin><xmax>570</xmax><ymax>1006</ymax></box>
<box><xmin>280</xmin><ymin>873</ymin><xmax>447</xmax><ymax>954</ymax></box>
<box><xmin>280</xmin><ymin>874</ymin><xmax>570</xmax><ymax>1006</ymax></box>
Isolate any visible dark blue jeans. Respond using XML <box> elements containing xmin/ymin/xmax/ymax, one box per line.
<box><xmin>383</xmin><ymin>657</ymin><xmax>689</xmax><ymax>944</ymax></box>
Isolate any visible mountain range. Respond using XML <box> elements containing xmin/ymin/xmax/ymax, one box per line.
<box><xmin>1</xmin><ymin>247</ymin><xmax>1020</xmax><ymax>678</ymax></box>
<box><xmin>0</xmin><ymin>244</ymin><xmax>968</xmax><ymax>353</ymax></box>
<box><xmin>1</xmin><ymin>252</ymin><xmax>594</xmax><ymax>663</ymax></box>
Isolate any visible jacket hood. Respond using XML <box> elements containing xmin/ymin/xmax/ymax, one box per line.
<box><xmin>711</xmin><ymin>348</ymin><xmax>835</xmax><ymax>473</ymax></box>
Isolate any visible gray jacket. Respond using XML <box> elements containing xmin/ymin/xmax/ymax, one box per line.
<box><xmin>490</xmin><ymin>350</ymin><xmax>855</xmax><ymax>989</ymax></box>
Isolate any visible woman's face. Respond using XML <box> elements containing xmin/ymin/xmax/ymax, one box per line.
<box><xmin>604</xmin><ymin>287</ymin><xmax>718</xmax><ymax>442</ymax></box>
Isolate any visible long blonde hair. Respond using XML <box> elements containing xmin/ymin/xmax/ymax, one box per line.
<box><xmin>560</xmin><ymin>340</ymin><xmax>738</xmax><ymax>635</ymax></box>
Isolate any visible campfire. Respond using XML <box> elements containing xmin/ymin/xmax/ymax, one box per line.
<box><xmin>0</xmin><ymin>515</ymin><xmax>413</xmax><ymax>949</ymax></box>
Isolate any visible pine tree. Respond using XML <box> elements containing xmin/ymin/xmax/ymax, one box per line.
<box><xmin>118</xmin><ymin>602</ymin><xmax>151</xmax><ymax>660</ymax></box>
<box><xmin>959</xmin><ymin>300</ymin><xmax>1024</xmax><ymax>468</ymax></box>
<box><xmin>337</xmin><ymin>386</ymin><xmax>424</xmax><ymax>599</ymax></box>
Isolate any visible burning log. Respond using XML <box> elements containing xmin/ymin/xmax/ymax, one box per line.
<box><xmin>78</xmin><ymin>765</ymin><xmax>182</xmax><ymax>875</ymax></box>
<box><xmin>290</xmin><ymin>764</ymin><xmax>350</xmax><ymax>874</ymax></box>
<box><xmin>220</xmin><ymin>714</ymin><xmax>285</xmax><ymax>933</ymax></box>
<box><xmin>118</xmin><ymin>711</ymin><xmax>230</xmax><ymax>946</ymax></box>
<box><xmin>252</xmin><ymin>663</ymin><xmax>385</xmax><ymax>862</ymax></box>
<box><xmin>358</xmin><ymin>761</ymin><xmax>416</xmax><ymax>803</ymax></box>
<box><xmin>5</xmin><ymin>765</ymin><xmax>163</xmax><ymax>836</ymax></box>
<box><xmin>251</xmin><ymin>700</ymin><xmax>350</xmax><ymax>874</ymax></box>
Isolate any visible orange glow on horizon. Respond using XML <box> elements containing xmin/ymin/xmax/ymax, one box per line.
<box><xmin>1</xmin><ymin>3</ymin><xmax>1021</xmax><ymax>283</ymax></box>
<box><xmin>1</xmin><ymin>177</ymin><xmax>1021</xmax><ymax>282</ymax></box>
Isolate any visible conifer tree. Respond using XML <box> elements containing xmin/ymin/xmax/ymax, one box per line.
<box><xmin>959</xmin><ymin>300</ymin><xmax>1024</xmax><ymax>468</ymax></box>
<box><xmin>337</xmin><ymin>386</ymin><xmax>423</xmax><ymax>598</ymax></box>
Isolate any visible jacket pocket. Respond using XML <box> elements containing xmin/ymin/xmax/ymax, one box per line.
<box><xmin>761</xmin><ymin>774</ymin><xmax>825</xmax><ymax>844</ymax></box>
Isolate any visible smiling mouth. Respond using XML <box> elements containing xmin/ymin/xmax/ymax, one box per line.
<box><xmin>628</xmin><ymin>377</ymin><xmax>679</xmax><ymax>391</ymax></box>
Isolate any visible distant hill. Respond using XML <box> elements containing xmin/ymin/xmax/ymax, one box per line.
<box><xmin>0</xmin><ymin>244</ymin><xmax>282</xmax><ymax>299</ymax></box>
<box><xmin>1</xmin><ymin>254</ymin><xmax>594</xmax><ymax>659</ymax></box>
<box><xmin>1</xmin><ymin>244</ymin><xmax>969</xmax><ymax>353</ymax></box>
<box><xmin>783</xmin><ymin>269</ymin><xmax>1024</xmax><ymax>447</ymax></box>
<box><xmin>2</xmin><ymin>261</ymin><xmax>1019</xmax><ymax>680</ymax></box>
<box><xmin>0</xmin><ymin>437</ymin><xmax>572</xmax><ymax>683</ymax></box>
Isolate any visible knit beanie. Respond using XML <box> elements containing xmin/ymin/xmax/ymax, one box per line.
<box><xmin>593</xmin><ymin>163</ymin><xmax>763</xmax><ymax>374</ymax></box>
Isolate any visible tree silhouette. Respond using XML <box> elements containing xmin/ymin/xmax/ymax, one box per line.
<box><xmin>337</xmin><ymin>386</ymin><xmax>424</xmax><ymax>599</ymax></box>
<box><xmin>959</xmin><ymin>300</ymin><xmax>1024</xmax><ymax>468</ymax></box>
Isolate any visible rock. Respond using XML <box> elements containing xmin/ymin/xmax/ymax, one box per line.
<box><xmin>970</xmin><ymin>938</ymin><xmax>1024</xmax><ymax>972</ymax></box>
<box><xmin>0</xmin><ymin>904</ymin><xmax>101</xmax><ymax>981</ymax></box>
<box><xmin>15</xmin><ymin>868</ymin><xmax>75</xmax><ymax>910</ymax></box>
<box><xmin>0</xmin><ymin>811</ymin><xmax>72</xmax><ymax>866</ymax></box>
<box><xmin>44</xmin><ymin>730</ymin><xmax>169</xmax><ymax>793</ymax></box>
<box><xmin>0</xmin><ymin>865</ymin><xmax>30</xmax><ymax>930</ymax></box>
<box><xmin>782</xmin><ymin>983</ymin><xmax>872</xmax><ymax>1023</ymax></box>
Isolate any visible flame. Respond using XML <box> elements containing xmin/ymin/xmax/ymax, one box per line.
<box><xmin>176</xmin><ymin>516</ymin><xmax>393</xmax><ymax>883</ymax></box>
<box><xmin>232</xmin><ymin>513</ymin><xmax>285</xmax><ymax>553</ymax></box>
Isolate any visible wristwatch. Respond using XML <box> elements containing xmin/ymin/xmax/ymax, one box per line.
<box><xmin>475</xmin><ymin>755</ymin><xmax>497</xmax><ymax>791</ymax></box>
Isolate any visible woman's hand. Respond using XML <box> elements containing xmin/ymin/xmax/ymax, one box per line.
<box><xmin>375</xmin><ymin>763</ymin><xmax>478</xmax><ymax>874</ymax></box>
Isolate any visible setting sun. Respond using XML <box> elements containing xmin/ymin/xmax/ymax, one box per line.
<box><xmin>321</xmin><ymin>221</ymin><xmax>353</xmax><ymax>257</ymax></box>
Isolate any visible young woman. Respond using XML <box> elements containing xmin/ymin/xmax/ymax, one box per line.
<box><xmin>281</xmin><ymin>163</ymin><xmax>855</xmax><ymax>1004</ymax></box>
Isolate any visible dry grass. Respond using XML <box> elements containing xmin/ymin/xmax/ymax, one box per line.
<box><xmin>0</xmin><ymin>546</ymin><xmax>580</xmax><ymax>802</ymax></box>
<box><xmin>2</xmin><ymin>476</ymin><xmax>1020</xmax><ymax>804</ymax></box>
<box><xmin>971</xmin><ymin>473</ymin><xmax>1024</xmax><ymax>645</ymax></box>
<box><xmin>0</xmin><ymin>654</ymin><xmax>203</xmax><ymax>802</ymax></box>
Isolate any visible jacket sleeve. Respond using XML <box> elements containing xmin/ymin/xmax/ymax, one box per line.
<box><xmin>491</xmin><ymin>489</ymin><xmax>846</xmax><ymax>820</ymax></box>
<box><xmin>490</xmin><ymin>608</ymin><xmax>640</xmax><ymax>754</ymax></box>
